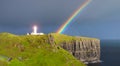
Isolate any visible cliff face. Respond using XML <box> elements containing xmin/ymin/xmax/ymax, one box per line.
<box><xmin>49</xmin><ymin>34</ymin><xmax>100</xmax><ymax>64</ymax></box>
<box><xmin>60</xmin><ymin>39</ymin><xmax>100</xmax><ymax>63</ymax></box>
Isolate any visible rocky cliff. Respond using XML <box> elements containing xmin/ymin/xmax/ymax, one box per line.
<box><xmin>49</xmin><ymin>34</ymin><xmax>100</xmax><ymax>64</ymax></box>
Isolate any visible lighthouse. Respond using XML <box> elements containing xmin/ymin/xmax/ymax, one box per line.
<box><xmin>27</xmin><ymin>25</ymin><xmax>44</xmax><ymax>35</ymax></box>
<box><xmin>33</xmin><ymin>25</ymin><xmax>37</xmax><ymax>34</ymax></box>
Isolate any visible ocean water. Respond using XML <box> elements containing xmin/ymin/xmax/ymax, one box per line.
<box><xmin>88</xmin><ymin>40</ymin><xmax>120</xmax><ymax>66</ymax></box>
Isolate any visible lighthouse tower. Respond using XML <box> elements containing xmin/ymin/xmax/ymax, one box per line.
<box><xmin>33</xmin><ymin>25</ymin><xmax>37</xmax><ymax>34</ymax></box>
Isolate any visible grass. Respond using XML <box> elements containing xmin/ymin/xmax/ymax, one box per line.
<box><xmin>50</xmin><ymin>33</ymin><xmax>99</xmax><ymax>44</ymax></box>
<box><xmin>0</xmin><ymin>32</ymin><xmax>86</xmax><ymax>66</ymax></box>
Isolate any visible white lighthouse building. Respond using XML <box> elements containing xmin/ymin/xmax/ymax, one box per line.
<box><xmin>27</xmin><ymin>25</ymin><xmax>44</xmax><ymax>35</ymax></box>
<box><xmin>33</xmin><ymin>26</ymin><xmax>37</xmax><ymax>34</ymax></box>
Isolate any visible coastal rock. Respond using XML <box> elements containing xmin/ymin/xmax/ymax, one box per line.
<box><xmin>48</xmin><ymin>34</ymin><xmax>100</xmax><ymax>63</ymax></box>
<box><xmin>60</xmin><ymin>38</ymin><xmax>100</xmax><ymax>63</ymax></box>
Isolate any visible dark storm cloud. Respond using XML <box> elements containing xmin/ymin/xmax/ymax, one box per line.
<box><xmin>0</xmin><ymin>0</ymin><xmax>120</xmax><ymax>39</ymax></box>
<box><xmin>0</xmin><ymin>0</ymin><xmax>84</xmax><ymax>29</ymax></box>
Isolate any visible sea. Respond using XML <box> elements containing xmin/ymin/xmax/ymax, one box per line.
<box><xmin>88</xmin><ymin>40</ymin><xmax>120</xmax><ymax>66</ymax></box>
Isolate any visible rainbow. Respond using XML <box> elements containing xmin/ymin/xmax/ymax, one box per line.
<box><xmin>56</xmin><ymin>0</ymin><xmax>92</xmax><ymax>34</ymax></box>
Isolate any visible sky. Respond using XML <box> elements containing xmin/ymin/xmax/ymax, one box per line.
<box><xmin>0</xmin><ymin>0</ymin><xmax>120</xmax><ymax>39</ymax></box>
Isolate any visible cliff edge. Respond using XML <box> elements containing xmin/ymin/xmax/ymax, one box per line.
<box><xmin>0</xmin><ymin>32</ymin><xmax>100</xmax><ymax>66</ymax></box>
<box><xmin>50</xmin><ymin>33</ymin><xmax>100</xmax><ymax>64</ymax></box>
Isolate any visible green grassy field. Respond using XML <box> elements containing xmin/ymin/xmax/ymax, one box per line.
<box><xmin>0</xmin><ymin>32</ymin><xmax>86</xmax><ymax>66</ymax></box>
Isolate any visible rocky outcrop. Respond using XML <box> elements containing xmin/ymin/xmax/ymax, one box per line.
<box><xmin>48</xmin><ymin>34</ymin><xmax>100</xmax><ymax>64</ymax></box>
<box><xmin>60</xmin><ymin>38</ymin><xmax>100</xmax><ymax>63</ymax></box>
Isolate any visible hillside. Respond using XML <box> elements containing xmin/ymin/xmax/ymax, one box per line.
<box><xmin>0</xmin><ymin>32</ymin><xmax>86</xmax><ymax>66</ymax></box>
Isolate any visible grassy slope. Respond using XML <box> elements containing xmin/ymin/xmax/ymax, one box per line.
<box><xmin>0</xmin><ymin>33</ymin><xmax>85</xmax><ymax>66</ymax></box>
<box><xmin>50</xmin><ymin>33</ymin><xmax>99</xmax><ymax>44</ymax></box>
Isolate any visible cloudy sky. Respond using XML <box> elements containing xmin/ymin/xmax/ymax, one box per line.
<box><xmin>0</xmin><ymin>0</ymin><xmax>120</xmax><ymax>39</ymax></box>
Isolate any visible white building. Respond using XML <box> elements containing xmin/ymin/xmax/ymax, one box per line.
<box><xmin>27</xmin><ymin>25</ymin><xmax>44</xmax><ymax>35</ymax></box>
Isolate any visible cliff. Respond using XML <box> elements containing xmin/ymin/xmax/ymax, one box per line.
<box><xmin>0</xmin><ymin>32</ymin><xmax>100</xmax><ymax>66</ymax></box>
<box><xmin>49</xmin><ymin>33</ymin><xmax>100</xmax><ymax>64</ymax></box>
<box><xmin>0</xmin><ymin>33</ymin><xmax>85</xmax><ymax>66</ymax></box>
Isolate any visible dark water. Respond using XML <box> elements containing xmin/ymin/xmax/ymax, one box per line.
<box><xmin>88</xmin><ymin>40</ymin><xmax>120</xmax><ymax>66</ymax></box>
